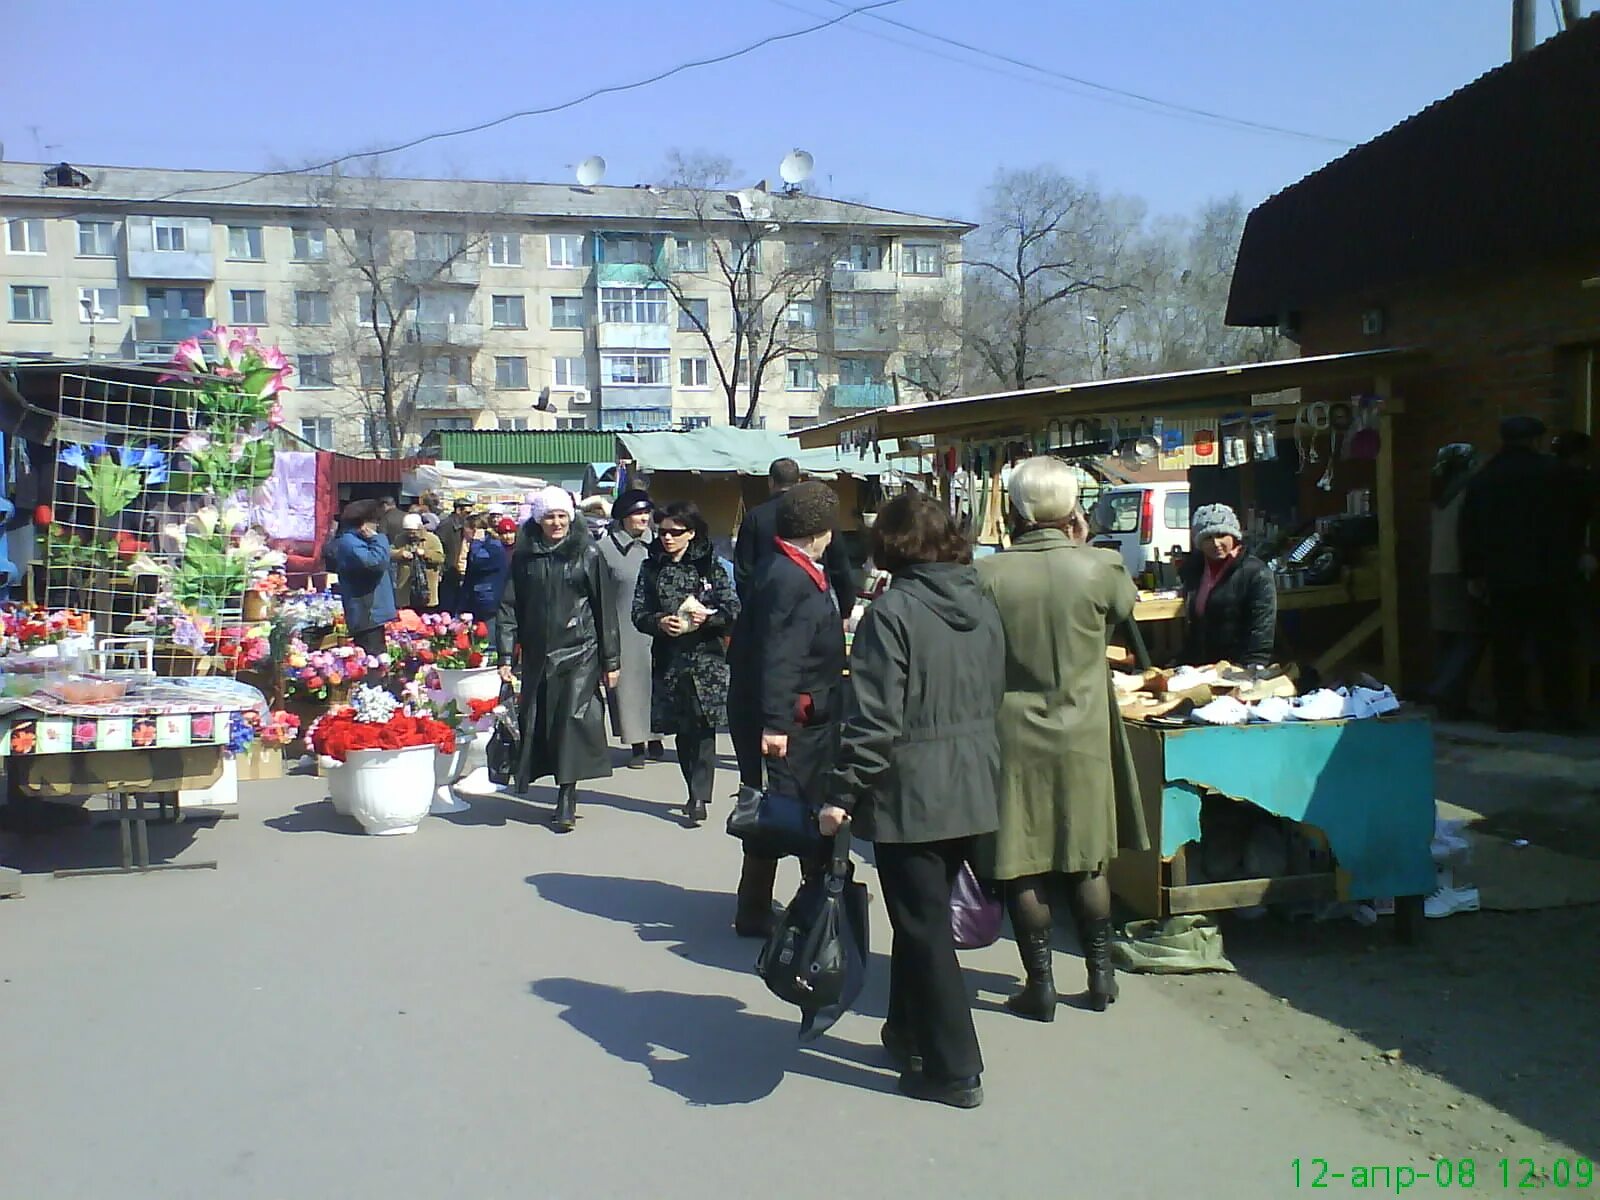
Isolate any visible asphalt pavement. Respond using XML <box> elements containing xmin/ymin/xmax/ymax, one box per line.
<box><xmin>1</xmin><ymin>741</ymin><xmax>1429</xmax><ymax>1199</ymax></box>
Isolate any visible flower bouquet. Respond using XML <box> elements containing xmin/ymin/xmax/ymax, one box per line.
<box><xmin>310</xmin><ymin>685</ymin><xmax>456</xmax><ymax>835</ymax></box>
<box><xmin>232</xmin><ymin>709</ymin><xmax>300</xmax><ymax>781</ymax></box>
<box><xmin>282</xmin><ymin>638</ymin><xmax>387</xmax><ymax>701</ymax></box>
<box><xmin>161</xmin><ymin>325</ymin><xmax>288</xmax><ymax>498</ymax></box>
<box><xmin>1</xmin><ymin>605</ymin><xmax>91</xmax><ymax>651</ymax></box>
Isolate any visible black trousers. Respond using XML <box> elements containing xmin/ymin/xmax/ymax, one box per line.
<box><xmin>351</xmin><ymin>625</ymin><xmax>387</xmax><ymax>657</ymax></box>
<box><xmin>675</xmin><ymin>726</ymin><xmax>717</xmax><ymax>808</ymax></box>
<box><xmin>728</xmin><ymin>699</ymin><xmax>764</xmax><ymax>790</ymax></box>
<box><xmin>1486</xmin><ymin>585</ymin><xmax>1573</xmax><ymax>725</ymax></box>
<box><xmin>876</xmin><ymin>837</ymin><xmax>983</xmax><ymax>1082</ymax></box>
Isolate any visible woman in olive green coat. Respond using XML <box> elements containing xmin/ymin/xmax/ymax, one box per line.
<box><xmin>977</xmin><ymin>456</ymin><xmax>1149</xmax><ymax>1020</ymax></box>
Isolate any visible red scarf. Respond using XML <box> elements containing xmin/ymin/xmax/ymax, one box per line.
<box><xmin>775</xmin><ymin>537</ymin><xmax>828</xmax><ymax>592</ymax></box>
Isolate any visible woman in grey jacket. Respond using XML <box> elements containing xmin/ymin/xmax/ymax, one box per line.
<box><xmin>824</xmin><ymin>491</ymin><xmax>1006</xmax><ymax>1110</ymax></box>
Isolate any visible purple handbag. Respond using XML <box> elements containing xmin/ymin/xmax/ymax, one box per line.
<box><xmin>950</xmin><ymin>862</ymin><xmax>1003</xmax><ymax>950</ymax></box>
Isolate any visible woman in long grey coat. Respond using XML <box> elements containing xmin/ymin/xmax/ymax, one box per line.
<box><xmin>977</xmin><ymin>456</ymin><xmax>1150</xmax><ymax>1019</ymax></box>
<box><xmin>599</xmin><ymin>490</ymin><xmax>663</xmax><ymax>767</ymax></box>
<box><xmin>496</xmin><ymin>486</ymin><xmax>620</xmax><ymax>833</ymax></box>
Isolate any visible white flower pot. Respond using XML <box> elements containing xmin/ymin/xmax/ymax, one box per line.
<box><xmin>433</xmin><ymin>666</ymin><xmax>501</xmax><ymax>708</ymax></box>
<box><xmin>431</xmin><ymin>730</ymin><xmax>476</xmax><ymax>813</ymax></box>
<box><xmin>321</xmin><ymin>755</ymin><xmax>356</xmax><ymax>816</ymax></box>
<box><xmin>345</xmin><ymin>744</ymin><xmax>436</xmax><ymax>835</ymax></box>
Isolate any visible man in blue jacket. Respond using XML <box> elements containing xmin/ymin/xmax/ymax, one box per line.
<box><xmin>328</xmin><ymin>499</ymin><xmax>397</xmax><ymax>656</ymax></box>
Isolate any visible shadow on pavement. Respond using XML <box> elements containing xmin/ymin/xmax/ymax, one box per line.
<box><xmin>264</xmin><ymin>801</ymin><xmax>363</xmax><ymax>836</ymax></box>
<box><xmin>530</xmin><ymin>977</ymin><xmax>896</xmax><ymax>1106</ymax></box>
<box><xmin>0</xmin><ymin>810</ymin><xmax>214</xmax><ymax>871</ymax></box>
<box><xmin>440</xmin><ymin>784</ymin><xmax>689</xmax><ymax>829</ymax></box>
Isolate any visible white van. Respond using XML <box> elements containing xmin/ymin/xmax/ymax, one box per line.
<box><xmin>1090</xmin><ymin>483</ymin><xmax>1191</xmax><ymax>578</ymax></box>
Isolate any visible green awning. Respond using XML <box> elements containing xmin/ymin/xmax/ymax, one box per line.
<box><xmin>618</xmin><ymin>427</ymin><xmax>894</xmax><ymax>479</ymax></box>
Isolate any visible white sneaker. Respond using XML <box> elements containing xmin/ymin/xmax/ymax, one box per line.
<box><xmin>1289</xmin><ymin>689</ymin><xmax>1347</xmax><ymax>721</ymax></box>
<box><xmin>1168</xmin><ymin>666</ymin><xmax>1219</xmax><ymax>690</ymax></box>
<box><xmin>1191</xmin><ymin>696</ymin><xmax>1250</xmax><ymax>725</ymax></box>
<box><xmin>1424</xmin><ymin>885</ymin><xmax>1480</xmax><ymax>918</ymax></box>
<box><xmin>1347</xmin><ymin>685</ymin><xmax>1401</xmax><ymax>719</ymax></box>
<box><xmin>1251</xmin><ymin>695</ymin><xmax>1293</xmax><ymax>723</ymax></box>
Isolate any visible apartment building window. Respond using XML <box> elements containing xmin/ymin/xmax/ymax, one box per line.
<box><xmin>730</xmin><ymin>239</ymin><xmax>761</xmax><ymax>272</ymax></box>
<box><xmin>421</xmin><ymin>417</ymin><xmax>475</xmax><ymax>434</ymax></box>
<box><xmin>354</xmin><ymin>227</ymin><xmax>389</xmax><ymax>263</ymax></box>
<box><xmin>790</xmin><ymin>414</ymin><xmax>820</xmax><ymax>429</ymax></box>
<box><xmin>230</xmin><ymin>290</ymin><xmax>267</xmax><ymax>325</ymax></box>
<box><xmin>550</xmin><ymin>296</ymin><xmax>585</xmax><ymax>329</ymax></box>
<box><xmin>598</xmin><ymin>234</ymin><xmax>653</xmax><ymax>265</ymax></box>
<box><xmin>786</xmin><ymin>238</ymin><xmax>821</xmax><ymax>269</ymax></box>
<box><xmin>833</xmin><ymin>295</ymin><xmax>889</xmax><ymax>330</ymax></box>
<box><xmin>228</xmin><ymin>225</ymin><xmax>265</xmax><ymax>260</ymax></box>
<box><xmin>495</xmin><ymin>356</ymin><xmax>529</xmax><ymax>389</ymax></box>
<box><xmin>674</xmin><ymin>238</ymin><xmax>707</xmax><ymax>272</ymax></box>
<box><xmin>77</xmin><ymin>220</ymin><xmax>116</xmax><ymax>257</ymax></box>
<box><xmin>786</xmin><ymin>357</ymin><xmax>818</xmax><ymax>391</ymax></box>
<box><xmin>9</xmin><ymin>286</ymin><xmax>50</xmax><ymax>323</ymax></box>
<box><xmin>552</xmin><ymin>356</ymin><xmax>588</xmax><ymax>388</ymax></box>
<box><xmin>358</xmin><ymin>290</ymin><xmax>404</xmax><ymax>326</ymax></box>
<box><xmin>291</xmin><ymin>226</ymin><xmax>328</xmax><ymax>262</ymax></box>
<box><xmin>423</xmin><ymin>354</ymin><xmax>472</xmax><ymax>384</ymax></box>
<box><xmin>902</xmin><ymin>298</ymin><xmax>943</xmax><ymax>328</ymax></box>
<box><xmin>297</xmin><ymin>355</ymin><xmax>334</xmax><ymax>389</ymax></box>
<box><xmin>146</xmin><ymin>287</ymin><xmax>205</xmax><ymax>318</ymax></box>
<box><xmin>677</xmin><ymin>297</ymin><xmax>709</xmax><ymax>332</ymax></box>
<box><xmin>489</xmin><ymin>233</ymin><xmax>522</xmax><ymax>267</ymax></box>
<box><xmin>547</xmin><ymin>233</ymin><xmax>584</xmax><ymax>268</ymax></box>
<box><xmin>735</xmin><ymin>358</ymin><xmax>750</xmax><ymax>386</ymax></box>
<box><xmin>491</xmin><ymin>294</ymin><xmax>527</xmax><ymax>328</ymax></box>
<box><xmin>78</xmin><ymin>287</ymin><xmax>119</xmax><ymax>322</ymax></box>
<box><xmin>601</xmin><ymin>353</ymin><xmax>668</xmax><ymax>386</ymax></box>
<box><xmin>678</xmin><ymin>356</ymin><xmax>709</xmax><ymax>389</ymax></box>
<box><xmin>601</xmin><ymin>287</ymin><xmax>667</xmax><ymax>325</ymax></box>
<box><xmin>556</xmin><ymin>416</ymin><xmax>590</xmax><ymax>431</ymax></box>
<box><xmin>843</xmin><ymin>241</ymin><xmax>884</xmax><ymax>270</ymax></box>
<box><xmin>784</xmin><ymin>299</ymin><xmax>816</xmax><ymax>330</ymax></box>
<box><xmin>7</xmin><ymin>218</ymin><xmax>46</xmax><ymax>254</ymax></box>
<box><xmin>153</xmin><ymin>220</ymin><xmax>188</xmax><ymax>252</ymax></box>
<box><xmin>902</xmin><ymin>242</ymin><xmax>943</xmax><ymax>276</ymax></box>
<box><xmin>359</xmin><ymin>357</ymin><xmax>382</xmax><ymax>389</ymax></box>
<box><xmin>903</xmin><ymin>354</ymin><xmax>951</xmax><ymax>387</ymax></box>
<box><xmin>837</xmin><ymin>356</ymin><xmax>883</xmax><ymax>385</ymax></box>
<box><xmin>299</xmin><ymin>417</ymin><xmax>335</xmax><ymax>449</ymax></box>
<box><xmin>681</xmin><ymin>416</ymin><xmax>711</xmax><ymax>430</ymax></box>
<box><xmin>415</xmin><ymin>231</ymin><xmax>466</xmax><ymax>262</ymax></box>
<box><xmin>501</xmin><ymin>417</ymin><xmax>530</xmax><ymax>430</ymax></box>
<box><xmin>295</xmin><ymin>290</ymin><xmax>331</xmax><ymax>326</ymax></box>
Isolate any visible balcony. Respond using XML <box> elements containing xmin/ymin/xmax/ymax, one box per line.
<box><xmin>403</xmin><ymin>256</ymin><xmax>481</xmax><ymax>287</ymax></box>
<box><xmin>600</xmin><ymin>385</ymin><xmax>672</xmax><ymax>428</ymax></box>
<box><xmin>829</xmin><ymin>267</ymin><xmax>897</xmax><ymax>293</ymax></box>
<box><xmin>133</xmin><ymin>316</ymin><xmax>212</xmax><ymax>361</ymax></box>
<box><xmin>405</xmin><ymin>321</ymin><xmax>484</xmax><ymax>348</ymax></box>
<box><xmin>414</xmin><ymin>383</ymin><xmax>484</xmax><ymax>410</ymax></box>
<box><xmin>828</xmin><ymin>382</ymin><xmax>895</xmax><ymax>410</ymax></box>
<box><xmin>597</xmin><ymin>321</ymin><xmax>672</xmax><ymax>350</ymax></box>
<box><xmin>830</xmin><ymin>322</ymin><xmax>899</xmax><ymax>352</ymax></box>
<box><xmin>125</xmin><ymin>216</ymin><xmax>215</xmax><ymax>281</ymax></box>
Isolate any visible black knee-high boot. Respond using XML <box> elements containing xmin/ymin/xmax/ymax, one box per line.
<box><xmin>552</xmin><ymin>784</ymin><xmax>577</xmax><ymax>833</ymax></box>
<box><xmin>1004</xmin><ymin>882</ymin><xmax>1057</xmax><ymax>1022</ymax></box>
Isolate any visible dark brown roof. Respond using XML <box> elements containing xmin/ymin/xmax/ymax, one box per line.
<box><xmin>1227</xmin><ymin>16</ymin><xmax>1600</xmax><ymax>327</ymax></box>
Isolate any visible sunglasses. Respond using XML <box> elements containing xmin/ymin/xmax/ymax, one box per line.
<box><xmin>658</xmin><ymin>526</ymin><xmax>690</xmax><ymax>537</ymax></box>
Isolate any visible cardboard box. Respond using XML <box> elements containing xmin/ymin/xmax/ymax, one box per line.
<box><xmin>234</xmin><ymin>743</ymin><xmax>285</xmax><ymax>782</ymax></box>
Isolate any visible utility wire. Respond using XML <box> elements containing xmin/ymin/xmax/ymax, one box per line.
<box><xmin>128</xmin><ymin>0</ymin><xmax>903</xmax><ymax>205</ymax></box>
<box><xmin>814</xmin><ymin>0</ymin><xmax>1354</xmax><ymax>147</ymax></box>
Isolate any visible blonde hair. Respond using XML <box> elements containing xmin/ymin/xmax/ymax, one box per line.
<box><xmin>1008</xmin><ymin>456</ymin><xmax>1080</xmax><ymax>525</ymax></box>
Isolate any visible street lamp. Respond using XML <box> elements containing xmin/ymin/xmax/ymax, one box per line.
<box><xmin>79</xmin><ymin>295</ymin><xmax>103</xmax><ymax>359</ymax></box>
<box><xmin>1082</xmin><ymin>305</ymin><xmax>1130</xmax><ymax>379</ymax></box>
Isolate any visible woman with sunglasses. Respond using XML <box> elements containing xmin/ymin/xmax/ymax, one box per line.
<box><xmin>632</xmin><ymin>501</ymin><xmax>740</xmax><ymax>826</ymax></box>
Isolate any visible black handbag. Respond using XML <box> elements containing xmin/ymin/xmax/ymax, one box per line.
<box><xmin>485</xmin><ymin>682</ymin><xmax>520</xmax><ymax>787</ymax></box>
<box><xmin>757</xmin><ymin>821</ymin><xmax>870</xmax><ymax>1041</ymax></box>
<box><xmin>725</xmin><ymin>785</ymin><xmax>824</xmax><ymax>860</ymax></box>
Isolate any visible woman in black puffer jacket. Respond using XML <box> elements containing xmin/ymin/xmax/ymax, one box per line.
<box><xmin>1178</xmin><ymin>503</ymin><xmax>1277</xmax><ymax>666</ymax></box>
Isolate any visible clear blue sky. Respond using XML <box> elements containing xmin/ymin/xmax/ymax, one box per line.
<box><xmin>7</xmin><ymin>0</ymin><xmax>1577</xmax><ymax>223</ymax></box>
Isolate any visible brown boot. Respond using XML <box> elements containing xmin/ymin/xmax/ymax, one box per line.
<box><xmin>734</xmin><ymin>853</ymin><xmax>779</xmax><ymax>937</ymax></box>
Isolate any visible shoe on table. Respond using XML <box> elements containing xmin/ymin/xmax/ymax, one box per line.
<box><xmin>897</xmin><ymin>1070</ymin><xmax>983</xmax><ymax>1109</ymax></box>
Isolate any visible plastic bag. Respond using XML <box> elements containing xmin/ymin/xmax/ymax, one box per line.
<box><xmin>950</xmin><ymin>862</ymin><xmax>1003</xmax><ymax>949</ymax></box>
<box><xmin>485</xmin><ymin>683</ymin><xmax>519</xmax><ymax>787</ymax></box>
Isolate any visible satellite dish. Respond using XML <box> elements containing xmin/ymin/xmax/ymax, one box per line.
<box><xmin>780</xmin><ymin>149</ymin><xmax>814</xmax><ymax>186</ymax></box>
<box><xmin>575</xmin><ymin>156</ymin><xmax>606</xmax><ymax>187</ymax></box>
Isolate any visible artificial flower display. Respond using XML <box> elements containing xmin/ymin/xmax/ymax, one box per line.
<box><xmin>308</xmin><ymin>684</ymin><xmax>456</xmax><ymax>762</ymax></box>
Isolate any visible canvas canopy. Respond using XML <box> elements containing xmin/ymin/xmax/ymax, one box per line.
<box><xmin>401</xmin><ymin>463</ymin><xmax>550</xmax><ymax>499</ymax></box>
<box><xmin>618</xmin><ymin>427</ymin><xmax>894</xmax><ymax>479</ymax></box>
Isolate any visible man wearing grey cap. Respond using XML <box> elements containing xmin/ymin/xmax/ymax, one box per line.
<box><xmin>1460</xmin><ymin>415</ymin><xmax>1573</xmax><ymax>731</ymax></box>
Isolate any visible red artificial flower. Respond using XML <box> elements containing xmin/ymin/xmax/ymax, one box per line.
<box><xmin>304</xmin><ymin>674</ymin><xmax>324</xmax><ymax>692</ymax></box>
<box><xmin>473</xmin><ymin>621</ymin><xmax>489</xmax><ymax>639</ymax></box>
<box><xmin>467</xmin><ymin>651</ymin><xmax>484</xmax><ymax>668</ymax></box>
<box><xmin>467</xmin><ymin>698</ymin><xmax>498</xmax><ymax>722</ymax></box>
<box><xmin>453</xmin><ymin>633</ymin><xmax>471</xmax><ymax>652</ymax></box>
<box><xmin>418</xmin><ymin>647</ymin><xmax>435</xmax><ymax>664</ymax></box>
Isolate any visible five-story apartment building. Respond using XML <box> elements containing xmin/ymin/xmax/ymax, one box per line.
<box><xmin>0</xmin><ymin>162</ymin><xmax>970</xmax><ymax>452</ymax></box>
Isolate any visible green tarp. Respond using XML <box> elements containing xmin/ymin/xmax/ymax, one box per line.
<box><xmin>618</xmin><ymin>427</ymin><xmax>895</xmax><ymax>479</ymax></box>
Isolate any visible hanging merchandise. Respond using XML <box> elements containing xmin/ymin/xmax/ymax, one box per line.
<box><xmin>1250</xmin><ymin>413</ymin><xmax>1279</xmax><ymax>461</ymax></box>
<box><xmin>1347</xmin><ymin>396</ymin><xmax>1382</xmax><ymax>461</ymax></box>
<box><xmin>1220</xmin><ymin>414</ymin><xmax>1249</xmax><ymax>469</ymax></box>
<box><xmin>1319</xmin><ymin>403</ymin><xmax>1354</xmax><ymax>490</ymax></box>
<box><xmin>1192</xmin><ymin>418</ymin><xmax>1219</xmax><ymax>468</ymax></box>
<box><xmin>1159</xmin><ymin>419</ymin><xmax>1187</xmax><ymax>471</ymax></box>
<box><xmin>1295</xmin><ymin>402</ymin><xmax>1330</xmax><ymax>471</ymax></box>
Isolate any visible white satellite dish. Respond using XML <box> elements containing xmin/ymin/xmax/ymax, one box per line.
<box><xmin>779</xmin><ymin>149</ymin><xmax>814</xmax><ymax>186</ymax></box>
<box><xmin>575</xmin><ymin>156</ymin><xmax>606</xmax><ymax>187</ymax></box>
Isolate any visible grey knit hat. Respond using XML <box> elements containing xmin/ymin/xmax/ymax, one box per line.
<box><xmin>776</xmin><ymin>480</ymin><xmax>839</xmax><ymax>539</ymax></box>
<box><xmin>1191</xmin><ymin>503</ymin><xmax>1242</xmax><ymax>543</ymax></box>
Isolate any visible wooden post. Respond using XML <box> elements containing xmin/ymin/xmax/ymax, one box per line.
<box><xmin>1375</xmin><ymin>375</ymin><xmax>1402</xmax><ymax>689</ymax></box>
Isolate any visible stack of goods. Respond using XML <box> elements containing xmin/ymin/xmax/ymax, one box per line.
<box><xmin>1113</xmin><ymin>663</ymin><xmax>1402</xmax><ymax>726</ymax></box>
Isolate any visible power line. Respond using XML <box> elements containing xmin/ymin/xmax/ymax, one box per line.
<box><xmin>815</xmin><ymin>0</ymin><xmax>1354</xmax><ymax>147</ymax></box>
<box><xmin>129</xmin><ymin>0</ymin><xmax>903</xmax><ymax>206</ymax></box>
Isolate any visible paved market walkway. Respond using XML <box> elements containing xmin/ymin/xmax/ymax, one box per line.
<box><xmin>3</xmin><ymin>743</ymin><xmax>1428</xmax><ymax>1199</ymax></box>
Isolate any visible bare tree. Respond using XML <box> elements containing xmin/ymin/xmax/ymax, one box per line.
<box><xmin>646</xmin><ymin>150</ymin><xmax>866</xmax><ymax>428</ymax></box>
<box><xmin>894</xmin><ymin>281</ymin><xmax>967</xmax><ymax>401</ymax></box>
<box><xmin>303</xmin><ymin>165</ymin><xmax>498</xmax><ymax>455</ymax></box>
<box><xmin>962</xmin><ymin>167</ymin><xmax>1134</xmax><ymax>392</ymax></box>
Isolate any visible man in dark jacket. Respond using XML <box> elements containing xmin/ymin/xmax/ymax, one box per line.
<box><xmin>1460</xmin><ymin>416</ymin><xmax>1573</xmax><ymax>730</ymax></box>
<box><xmin>1178</xmin><ymin>504</ymin><xmax>1277</xmax><ymax>666</ymax></box>
<box><xmin>726</xmin><ymin>481</ymin><xmax>848</xmax><ymax>936</ymax></box>
<box><xmin>436</xmin><ymin>497</ymin><xmax>474</xmax><ymax>614</ymax></box>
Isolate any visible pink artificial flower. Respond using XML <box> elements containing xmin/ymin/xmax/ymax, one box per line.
<box><xmin>176</xmin><ymin>431</ymin><xmax>211</xmax><ymax>456</ymax></box>
<box><xmin>259</xmin><ymin>365</ymin><xmax>294</xmax><ymax>400</ymax></box>
<box><xmin>173</xmin><ymin>337</ymin><xmax>208</xmax><ymax>373</ymax></box>
<box><xmin>257</xmin><ymin>344</ymin><xmax>289</xmax><ymax>371</ymax></box>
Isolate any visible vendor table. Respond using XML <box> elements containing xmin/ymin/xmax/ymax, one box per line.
<box><xmin>1107</xmin><ymin>714</ymin><xmax>1435</xmax><ymax>941</ymax></box>
<box><xmin>0</xmin><ymin>678</ymin><xmax>265</xmax><ymax>878</ymax></box>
